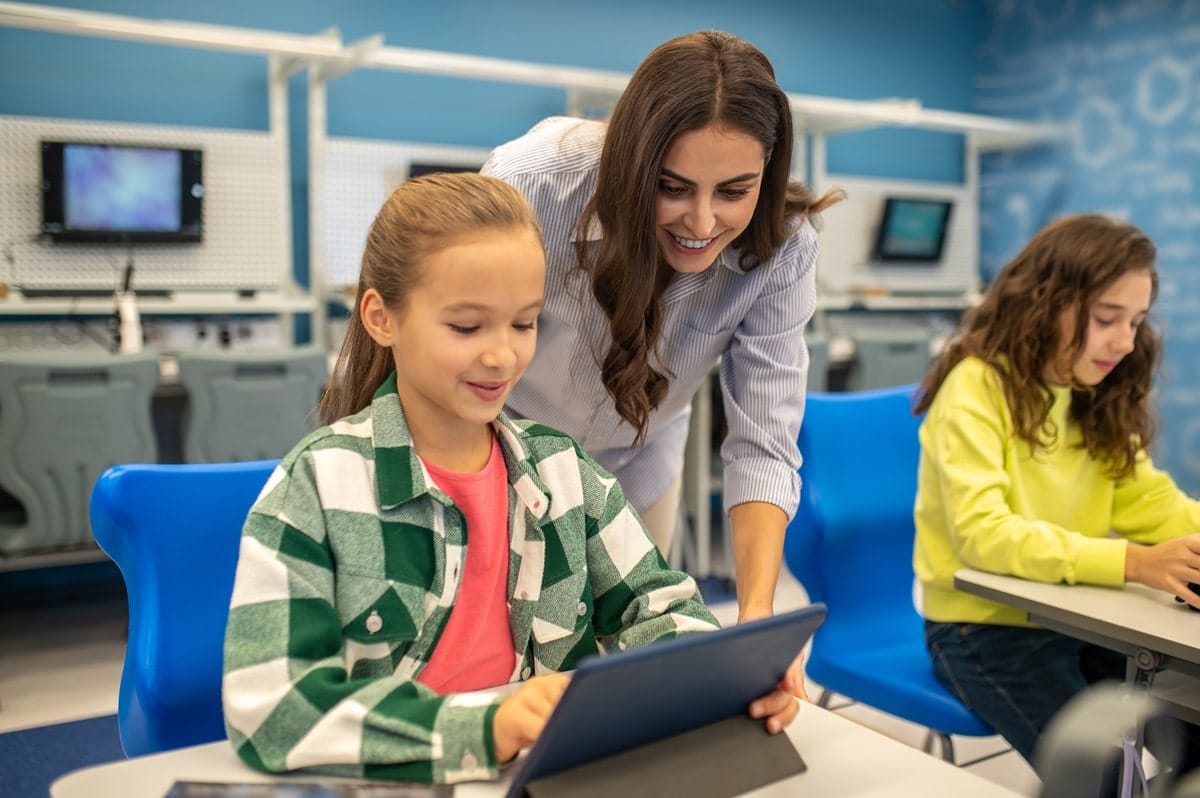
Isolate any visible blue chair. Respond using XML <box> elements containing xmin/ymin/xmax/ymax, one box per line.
<box><xmin>783</xmin><ymin>384</ymin><xmax>996</xmax><ymax>763</ymax></box>
<box><xmin>89</xmin><ymin>459</ymin><xmax>277</xmax><ymax>757</ymax></box>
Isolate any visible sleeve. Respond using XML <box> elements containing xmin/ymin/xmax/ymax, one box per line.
<box><xmin>579</xmin><ymin>455</ymin><xmax>721</xmax><ymax>649</ymax></box>
<box><xmin>926</xmin><ymin>366</ymin><xmax>1127</xmax><ymax>587</ymax></box>
<box><xmin>718</xmin><ymin>222</ymin><xmax>817</xmax><ymax>519</ymax></box>
<box><xmin>1111</xmin><ymin>452</ymin><xmax>1200</xmax><ymax>543</ymax></box>
<box><xmin>221</xmin><ymin>454</ymin><xmax>503</xmax><ymax>784</ymax></box>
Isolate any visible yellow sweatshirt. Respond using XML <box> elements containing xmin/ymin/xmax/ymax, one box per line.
<box><xmin>915</xmin><ymin>356</ymin><xmax>1200</xmax><ymax>625</ymax></box>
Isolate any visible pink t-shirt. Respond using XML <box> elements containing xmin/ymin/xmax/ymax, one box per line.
<box><xmin>416</xmin><ymin>435</ymin><xmax>516</xmax><ymax>694</ymax></box>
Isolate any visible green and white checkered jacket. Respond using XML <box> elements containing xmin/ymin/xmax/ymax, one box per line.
<box><xmin>222</xmin><ymin>373</ymin><xmax>719</xmax><ymax>784</ymax></box>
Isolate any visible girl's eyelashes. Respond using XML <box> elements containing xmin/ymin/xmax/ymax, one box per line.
<box><xmin>720</xmin><ymin>187</ymin><xmax>753</xmax><ymax>199</ymax></box>
<box><xmin>448</xmin><ymin>322</ymin><xmax>538</xmax><ymax>334</ymax></box>
<box><xmin>1091</xmin><ymin>314</ymin><xmax>1145</xmax><ymax>329</ymax></box>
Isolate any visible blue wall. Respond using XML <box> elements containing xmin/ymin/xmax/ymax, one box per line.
<box><xmin>976</xmin><ymin>0</ymin><xmax>1200</xmax><ymax>494</ymax></box>
<box><xmin>0</xmin><ymin>0</ymin><xmax>983</xmax><ymax>290</ymax></box>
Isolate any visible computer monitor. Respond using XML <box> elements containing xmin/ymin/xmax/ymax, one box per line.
<box><xmin>872</xmin><ymin>197</ymin><xmax>953</xmax><ymax>262</ymax></box>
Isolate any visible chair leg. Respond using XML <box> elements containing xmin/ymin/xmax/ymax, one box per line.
<box><xmin>816</xmin><ymin>687</ymin><xmax>834</xmax><ymax>709</ymax></box>
<box><xmin>922</xmin><ymin>731</ymin><xmax>956</xmax><ymax>763</ymax></box>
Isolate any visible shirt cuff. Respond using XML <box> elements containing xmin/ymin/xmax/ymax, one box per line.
<box><xmin>431</xmin><ymin>693</ymin><xmax>503</xmax><ymax>783</ymax></box>
<box><xmin>1070</xmin><ymin>537</ymin><xmax>1128</xmax><ymax>587</ymax></box>
<box><xmin>721</xmin><ymin>456</ymin><xmax>801</xmax><ymax>519</ymax></box>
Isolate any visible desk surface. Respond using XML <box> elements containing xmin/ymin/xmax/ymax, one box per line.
<box><xmin>953</xmin><ymin>568</ymin><xmax>1200</xmax><ymax>678</ymax></box>
<box><xmin>52</xmin><ymin>704</ymin><xmax>1020</xmax><ymax>798</ymax></box>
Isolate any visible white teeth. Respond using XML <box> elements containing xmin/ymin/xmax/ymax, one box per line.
<box><xmin>672</xmin><ymin>234</ymin><xmax>714</xmax><ymax>250</ymax></box>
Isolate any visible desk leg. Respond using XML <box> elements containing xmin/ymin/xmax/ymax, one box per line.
<box><xmin>1120</xmin><ymin>651</ymin><xmax>1162</xmax><ymax>798</ymax></box>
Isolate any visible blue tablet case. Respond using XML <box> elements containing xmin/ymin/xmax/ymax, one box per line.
<box><xmin>505</xmin><ymin>603</ymin><xmax>827</xmax><ymax>798</ymax></box>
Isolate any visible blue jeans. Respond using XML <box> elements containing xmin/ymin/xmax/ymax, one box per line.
<box><xmin>924</xmin><ymin>621</ymin><xmax>1127</xmax><ymax>764</ymax></box>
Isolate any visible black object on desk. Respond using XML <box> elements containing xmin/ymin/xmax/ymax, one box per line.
<box><xmin>1176</xmin><ymin>583</ymin><xmax>1200</xmax><ymax>612</ymax></box>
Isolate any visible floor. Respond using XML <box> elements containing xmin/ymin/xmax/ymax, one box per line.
<box><xmin>0</xmin><ymin>566</ymin><xmax>1040</xmax><ymax>796</ymax></box>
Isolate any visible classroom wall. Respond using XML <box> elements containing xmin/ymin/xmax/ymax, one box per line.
<box><xmin>0</xmin><ymin>0</ymin><xmax>983</xmax><ymax>293</ymax></box>
<box><xmin>975</xmin><ymin>0</ymin><xmax>1200</xmax><ymax>495</ymax></box>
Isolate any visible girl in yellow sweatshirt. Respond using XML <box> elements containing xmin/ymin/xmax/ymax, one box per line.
<box><xmin>914</xmin><ymin>213</ymin><xmax>1200</xmax><ymax>764</ymax></box>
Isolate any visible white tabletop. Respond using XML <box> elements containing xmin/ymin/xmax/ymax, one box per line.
<box><xmin>52</xmin><ymin>703</ymin><xmax>1021</xmax><ymax>798</ymax></box>
<box><xmin>953</xmin><ymin>568</ymin><xmax>1200</xmax><ymax>679</ymax></box>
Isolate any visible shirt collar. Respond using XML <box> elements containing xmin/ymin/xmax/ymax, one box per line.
<box><xmin>369</xmin><ymin>372</ymin><xmax>551</xmax><ymax>518</ymax></box>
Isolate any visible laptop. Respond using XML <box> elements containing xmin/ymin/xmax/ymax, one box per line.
<box><xmin>504</xmin><ymin>603</ymin><xmax>827</xmax><ymax>798</ymax></box>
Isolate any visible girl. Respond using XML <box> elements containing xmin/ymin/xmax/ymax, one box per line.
<box><xmin>221</xmin><ymin>173</ymin><xmax>801</xmax><ymax>784</ymax></box>
<box><xmin>913</xmin><ymin>213</ymin><xmax>1200</xmax><ymax>763</ymax></box>
<box><xmin>483</xmin><ymin>31</ymin><xmax>843</xmax><ymax>622</ymax></box>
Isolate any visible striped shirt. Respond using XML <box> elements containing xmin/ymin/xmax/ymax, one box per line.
<box><xmin>222</xmin><ymin>372</ymin><xmax>719</xmax><ymax>784</ymax></box>
<box><xmin>482</xmin><ymin>116</ymin><xmax>818</xmax><ymax>517</ymax></box>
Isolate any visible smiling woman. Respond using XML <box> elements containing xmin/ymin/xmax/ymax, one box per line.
<box><xmin>483</xmin><ymin>31</ymin><xmax>843</xmax><ymax>621</ymax></box>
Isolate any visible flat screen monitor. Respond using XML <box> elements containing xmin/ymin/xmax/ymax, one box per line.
<box><xmin>406</xmin><ymin>162</ymin><xmax>481</xmax><ymax>180</ymax></box>
<box><xmin>872</xmin><ymin>197</ymin><xmax>953</xmax><ymax>262</ymax></box>
<box><xmin>41</xmin><ymin>140</ymin><xmax>204</xmax><ymax>243</ymax></box>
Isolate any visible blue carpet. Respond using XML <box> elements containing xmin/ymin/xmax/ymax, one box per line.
<box><xmin>696</xmin><ymin>575</ymin><xmax>738</xmax><ymax>606</ymax></box>
<box><xmin>0</xmin><ymin>713</ymin><xmax>125</xmax><ymax>798</ymax></box>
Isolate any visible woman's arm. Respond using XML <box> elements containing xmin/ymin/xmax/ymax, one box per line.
<box><xmin>718</xmin><ymin>225</ymin><xmax>818</xmax><ymax>616</ymax></box>
<box><xmin>728</xmin><ymin>501</ymin><xmax>787</xmax><ymax>621</ymax></box>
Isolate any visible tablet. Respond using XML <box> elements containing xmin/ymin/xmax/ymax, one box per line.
<box><xmin>504</xmin><ymin>603</ymin><xmax>827</xmax><ymax>798</ymax></box>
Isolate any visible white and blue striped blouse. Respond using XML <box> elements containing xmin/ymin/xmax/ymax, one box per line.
<box><xmin>483</xmin><ymin>116</ymin><xmax>817</xmax><ymax>519</ymax></box>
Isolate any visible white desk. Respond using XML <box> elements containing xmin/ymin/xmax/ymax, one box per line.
<box><xmin>52</xmin><ymin>704</ymin><xmax>1021</xmax><ymax>798</ymax></box>
<box><xmin>954</xmin><ymin>564</ymin><xmax>1200</xmax><ymax>740</ymax></box>
<box><xmin>954</xmin><ymin>569</ymin><xmax>1200</xmax><ymax>685</ymax></box>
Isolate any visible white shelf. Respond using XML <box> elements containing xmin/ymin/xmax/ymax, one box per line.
<box><xmin>0</xmin><ymin>291</ymin><xmax>318</xmax><ymax>316</ymax></box>
<box><xmin>817</xmin><ymin>292</ymin><xmax>979</xmax><ymax>312</ymax></box>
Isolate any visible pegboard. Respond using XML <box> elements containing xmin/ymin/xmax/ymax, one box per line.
<box><xmin>0</xmin><ymin>115</ymin><xmax>290</xmax><ymax>292</ymax></box>
<box><xmin>320</xmin><ymin>137</ymin><xmax>492</xmax><ymax>288</ymax></box>
<box><xmin>815</xmin><ymin>175</ymin><xmax>978</xmax><ymax>296</ymax></box>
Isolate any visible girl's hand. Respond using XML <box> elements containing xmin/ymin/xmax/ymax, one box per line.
<box><xmin>748</xmin><ymin>655</ymin><xmax>807</xmax><ymax>734</ymax></box>
<box><xmin>1125</xmin><ymin>533</ymin><xmax>1200</xmax><ymax>609</ymax></box>
<box><xmin>492</xmin><ymin>672</ymin><xmax>571</xmax><ymax>764</ymax></box>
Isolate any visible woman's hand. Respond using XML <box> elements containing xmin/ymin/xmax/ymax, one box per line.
<box><xmin>748</xmin><ymin>655</ymin><xmax>807</xmax><ymax>734</ymax></box>
<box><xmin>492</xmin><ymin>672</ymin><xmax>571</xmax><ymax>764</ymax></box>
<box><xmin>1125</xmin><ymin>533</ymin><xmax>1200</xmax><ymax>609</ymax></box>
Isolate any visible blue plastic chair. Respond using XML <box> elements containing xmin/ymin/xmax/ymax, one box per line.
<box><xmin>89</xmin><ymin>459</ymin><xmax>278</xmax><ymax>757</ymax></box>
<box><xmin>783</xmin><ymin>384</ymin><xmax>996</xmax><ymax>763</ymax></box>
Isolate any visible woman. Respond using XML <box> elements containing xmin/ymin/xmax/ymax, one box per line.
<box><xmin>483</xmin><ymin>30</ymin><xmax>841</xmax><ymax>621</ymax></box>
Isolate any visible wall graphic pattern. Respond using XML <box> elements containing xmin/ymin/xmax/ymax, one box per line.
<box><xmin>977</xmin><ymin>0</ymin><xmax>1200</xmax><ymax>493</ymax></box>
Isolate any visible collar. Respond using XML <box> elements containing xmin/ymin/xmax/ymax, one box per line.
<box><xmin>368</xmin><ymin>373</ymin><xmax>551</xmax><ymax>519</ymax></box>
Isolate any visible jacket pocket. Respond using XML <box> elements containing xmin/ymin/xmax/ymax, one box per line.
<box><xmin>335</xmin><ymin>571</ymin><xmax>420</xmax><ymax>643</ymax></box>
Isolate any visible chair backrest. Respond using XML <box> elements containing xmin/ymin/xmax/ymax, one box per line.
<box><xmin>784</xmin><ymin>384</ymin><xmax>924</xmax><ymax>621</ymax></box>
<box><xmin>176</xmin><ymin>346</ymin><xmax>327</xmax><ymax>463</ymax></box>
<box><xmin>0</xmin><ymin>351</ymin><xmax>159</xmax><ymax>554</ymax></box>
<box><xmin>89</xmin><ymin>459</ymin><xmax>277</xmax><ymax>756</ymax></box>
<box><xmin>847</xmin><ymin>328</ymin><xmax>932</xmax><ymax>391</ymax></box>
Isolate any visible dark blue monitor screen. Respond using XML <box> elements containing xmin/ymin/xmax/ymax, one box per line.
<box><xmin>872</xmin><ymin>197</ymin><xmax>953</xmax><ymax>262</ymax></box>
<box><xmin>41</xmin><ymin>141</ymin><xmax>203</xmax><ymax>243</ymax></box>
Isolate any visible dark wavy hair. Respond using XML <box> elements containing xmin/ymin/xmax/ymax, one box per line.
<box><xmin>579</xmin><ymin>30</ymin><xmax>843</xmax><ymax>445</ymax></box>
<box><xmin>319</xmin><ymin>172</ymin><xmax>543</xmax><ymax>424</ymax></box>
<box><xmin>915</xmin><ymin>213</ymin><xmax>1159</xmax><ymax>479</ymax></box>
